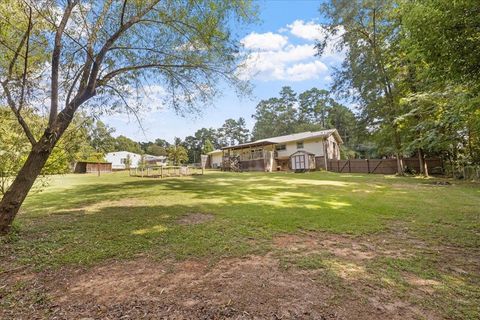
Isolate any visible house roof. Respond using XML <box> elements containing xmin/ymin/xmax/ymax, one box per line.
<box><xmin>256</xmin><ymin>129</ymin><xmax>342</xmax><ymax>144</ymax></box>
<box><xmin>221</xmin><ymin>129</ymin><xmax>343</xmax><ymax>150</ymax></box>
<box><xmin>221</xmin><ymin>140</ymin><xmax>277</xmax><ymax>150</ymax></box>
<box><xmin>207</xmin><ymin>149</ymin><xmax>223</xmax><ymax>155</ymax></box>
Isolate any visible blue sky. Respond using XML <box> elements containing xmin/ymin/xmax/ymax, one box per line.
<box><xmin>102</xmin><ymin>0</ymin><xmax>342</xmax><ymax>143</ymax></box>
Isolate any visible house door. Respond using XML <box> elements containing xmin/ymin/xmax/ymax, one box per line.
<box><xmin>291</xmin><ymin>154</ymin><xmax>306</xmax><ymax>170</ymax></box>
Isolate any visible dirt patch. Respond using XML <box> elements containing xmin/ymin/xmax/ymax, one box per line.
<box><xmin>404</xmin><ymin>274</ymin><xmax>442</xmax><ymax>294</ymax></box>
<box><xmin>177</xmin><ymin>212</ymin><xmax>214</xmax><ymax>225</ymax></box>
<box><xmin>273</xmin><ymin>232</ymin><xmax>412</xmax><ymax>261</ymax></box>
<box><xmin>0</xmin><ymin>254</ymin><xmax>442</xmax><ymax>320</ymax></box>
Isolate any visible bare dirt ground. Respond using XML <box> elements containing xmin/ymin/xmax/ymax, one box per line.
<box><xmin>1</xmin><ymin>229</ymin><xmax>477</xmax><ymax>319</ymax></box>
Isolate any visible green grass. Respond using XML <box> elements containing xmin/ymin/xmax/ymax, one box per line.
<box><xmin>2</xmin><ymin>170</ymin><xmax>478</xmax><ymax>268</ymax></box>
<box><xmin>1</xmin><ymin>170</ymin><xmax>479</xmax><ymax>318</ymax></box>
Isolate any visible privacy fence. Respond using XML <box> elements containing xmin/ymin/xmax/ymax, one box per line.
<box><xmin>326</xmin><ymin>158</ymin><xmax>444</xmax><ymax>175</ymax></box>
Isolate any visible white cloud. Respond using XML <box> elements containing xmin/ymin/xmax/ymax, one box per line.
<box><xmin>237</xmin><ymin>20</ymin><xmax>347</xmax><ymax>82</ymax></box>
<box><xmin>287</xmin><ymin>20</ymin><xmax>322</xmax><ymax>41</ymax></box>
<box><xmin>239</xmin><ymin>44</ymin><xmax>328</xmax><ymax>82</ymax></box>
<box><xmin>287</xmin><ymin>20</ymin><xmax>346</xmax><ymax>60</ymax></box>
<box><xmin>241</xmin><ymin>32</ymin><xmax>288</xmax><ymax>51</ymax></box>
<box><xmin>285</xmin><ymin>61</ymin><xmax>328</xmax><ymax>81</ymax></box>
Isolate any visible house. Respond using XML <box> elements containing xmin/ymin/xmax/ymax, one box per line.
<box><xmin>220</xmin><ymin>129</ymin><xmax>343</xmax><ymax>172</ymax></box>
<box><xmin>207</xmin><ymin>149</ymin><xmax>223</xmax><ymax>169</ymax></box>
<box><xmin>105</xmin><ymin>151</ymin><xmax>142</xmax><ymax>170</ymax></box>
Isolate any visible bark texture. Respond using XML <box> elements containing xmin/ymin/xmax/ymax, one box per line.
<box><xmin>0</xmin><ymin>134</ymin><xmax>55</xmax><ymax>234</ymax></box>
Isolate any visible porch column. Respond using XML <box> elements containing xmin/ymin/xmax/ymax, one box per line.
<box><xmin>323</xmin><ymin>139</ymin><xmax>329</xmax><ymax>170</ymax></box>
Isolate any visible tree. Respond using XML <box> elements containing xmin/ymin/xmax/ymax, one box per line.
<box><xmin>400</xmin><ymin>0</ymin><xmax>480</xmax><ymax>89</ymax></box>
<box><xmin>114</xmin><ymin>135</ymin><xmax>142</xmax><ymax>154</ymax></box>
<box><xmin>317</xmin><ymin>0</ymin><xmax>406</xmax><ymax>173</ymax></box>
<box><xmin>89</xmin><ymin>120</ymin><xmax>116</xmax><ymax>154</ymax></box>
<box><xmin>183</xmin><ymin>135</ymin><xmax>200</xmax><ymax>163</ymax></box>
<box><xmin>194</xmin><ymin>128</ymin><xmax>221</xmax><ymax>149</ymax></box>
<box><xmin>298</xmin><ymin>88</ymin><xmax>332</xmax><ymax>128</ymax></box>
<box><xmin>251</xmin><ymin>86</ymin><xmax>299</xmax><ymax>140</ymax></box>
<box><xmin>0</xmin><ymin>0</ymin><xmax>255</xmax><ymax>233</ymax></box>
<box><xmin>0</xmin><ymin>107</ymin><xmax>100</xmax><ymax>193</ymax></box>
<box><xmin>167</xmin><ymin>138</ymin><xmax>188</xmax><ymax>165</ymax></box>
<box><xmin>140</xmin><ymin>138</ymin><xmax>170</xmax><ymax>155</ymax></box>
<box><xmin>326</xmin><ymin>103</ymin><xmax>356</xmax><ymax>146</ymax></box>
<box><xmin>202</xmin><ymin>139</ymin><xmax>214</xmax><ymax>154</ymax></box>
<box><xmin>398</xmin><ymin>0</ymin><xmax>480</xmax><ymax>170</ymax></box>
<box><xmin>146</xmin><ymin>144</ymin><xmax>167</xmax><ymax>156</ymax></box>
<box><xmin>218</xmin><ymin>118</ymin><xmax>250</xmax><ymax>146</ymax></box>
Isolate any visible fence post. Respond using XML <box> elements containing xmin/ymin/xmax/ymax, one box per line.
<box><xmin>348</xmin><ymin>160</ymin><xmax>351</xmax><ymax>173</ymax></box>
<box><xmin>367</xmin><ymin>159</ymin><xmax>370</xmax><ymax>173</ymax></box>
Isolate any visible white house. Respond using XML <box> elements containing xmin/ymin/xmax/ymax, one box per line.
<box><xmin>105</xmin><ymin>151</ymin><xmax>142</xmax><ymax>170</ymax></box>
<box><xmin>220</xmin><ymin>129</ymin><xmax>343</xmax><ymax>171</ymax></box>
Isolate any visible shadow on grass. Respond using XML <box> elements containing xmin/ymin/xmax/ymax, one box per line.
<box><xmin>12</xmin><ymin>171</ymin><xmax>479</xmax><ymax>270</ymax></box>
<box><xmin>24</xmin><ymin>173</ymin><xmax>363</xmax><ymax>216</ymax></box>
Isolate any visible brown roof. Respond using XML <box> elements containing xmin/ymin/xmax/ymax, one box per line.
<box><xmin>221</xmin><ymin>140</ymin><xmax>277</xmax><ymax>150</ymax></box>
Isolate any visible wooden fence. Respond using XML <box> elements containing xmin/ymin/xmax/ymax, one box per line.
<box><xmin>129</xmin><ymin>165</ymin><xmax>204</xmax><ymax>178</ymax></box>
<box><xmin>327</xmin><ymin>158</ymin><xmax>444</xmax><ymax>174</ymax></box>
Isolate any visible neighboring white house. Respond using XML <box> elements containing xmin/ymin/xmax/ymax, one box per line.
<box><xmin>207</xmin><ymin>149</ymin><xmax>223</xmax><ymax>168</ymax></box>
<box><xmin>105</xmin><ymin>151</ymin><xmax>142</xmax><ymax>170</ymax></box>
<box><xmin>221</xmin><ymin>129</ymin><xmax>343</xmax><ymax>171</ymax></box>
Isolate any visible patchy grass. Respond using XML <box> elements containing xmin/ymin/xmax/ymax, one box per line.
<box><xmin>1</xmin><ymin>170</ymin><xmax>479</xmax><ymax>318</ymax></box>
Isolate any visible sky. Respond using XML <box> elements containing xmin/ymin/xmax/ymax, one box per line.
<box><xmin>102</xmin><ymin>0</ymin><xmax>343</xmax><ymax>143</ymax></box>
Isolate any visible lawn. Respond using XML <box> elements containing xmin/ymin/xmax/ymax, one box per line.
<box><xmin>1</xmin><ymin>171</ymin><xmax>479</xmax><ymax>319</ymax></box>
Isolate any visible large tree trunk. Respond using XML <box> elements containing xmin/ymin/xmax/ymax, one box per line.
<box><xmin>418</xmin><ymin>148</ymin><xmax>428</xmax><ymax>177</ymax></box>
<box><xmin>0</xmin><ymin>135</ymin><xmax>54</xmax><ymax>234</ymax></box>
<box><xmin>393</xmin><ymin>129</ymin><xmax>404</xmax><ymax>175</ymax></box>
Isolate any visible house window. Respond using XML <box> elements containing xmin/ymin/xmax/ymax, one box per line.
<box><xmin>120</xmin><ymin>158</ymin><xmax>126</xmax><ymax>164</ymax></box>
<box><xmin>275</xmin><ymin>144</ymin><xmax>286</xmax><ymax>151</ymax></box>
<box><xmin>296</xmin><ymin>141</ymin><xmax>304</xmax><ymax>149</ymax></box>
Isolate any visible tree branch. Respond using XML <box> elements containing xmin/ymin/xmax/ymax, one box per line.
<box><xmin>97</xmin><ymin>63</ymin><xmax>201</xmax><ymax>85</ymax></box>
<box><xmin>102</xmin><ymin>84</ymin><xmax>146</xmax><ymax>135</ymax></box>
<box><xmin>120</xmin><ymin>0</ymin><xmax>128</xmax><ymax>26</ymax></box>
<box><xmin>1</xmin><ymin>83</ymin><xmax>37</xmax><ymax>146</ymax></box>
<box><xmin>49</xmin><ymin>0</ymin><xmax>78</xmax><ymax>127</ymax></box>
<box><xmin>18</xmin><ymin>5</ymin><xmax>33</xmax><ymax>114</ymax></box>
<box><xmin>86</xmin><ymin>0</ymin><xmax>162</xmax><ymax>92</ymax></box>
<box><xmin>0</xmin><ymin>3</ymin><xmax>36</xmax><ymax>146</ymax></box>
<box><xmin>79</xmin><ymin>0</ymin><xmax>113</xmax><ymax>91</ymax></box>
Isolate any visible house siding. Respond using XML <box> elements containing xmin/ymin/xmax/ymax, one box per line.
<box><xmin>276</xmin><ymin>138</ymin><xmax>326</xmax><ymax>159</ymax></box>
<box><xmin>209</xmin><ymin>152</ymin><xmax>223</xmax><ymax>168</ymax></box>
<box><xmin>105</xmin><ymin>151</ymin><xmax>142</xmax><ymax>169</ymax></box>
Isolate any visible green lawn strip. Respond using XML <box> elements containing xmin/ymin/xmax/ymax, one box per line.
<box><xmin>2</xmin><ymin>171</ymin><xmax>477</xmax><ymax>267</ymax></box>
<box><xmin>2</xmin><ymin>171</ymin><xmax>479</xmax><ymax>317</ymax></box>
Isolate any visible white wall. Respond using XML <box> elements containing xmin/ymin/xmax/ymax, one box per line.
<box><xmin>275</xmin><ymin>138</ymin><xmax>325</xmax><ymax>158</ymax></box>
<box><xmin>209</xmin><ymin>152</ymin><xmax>223</xmax><ymax>168</ymax></box>
<box><xmin>105</xmin><ymin>151</ymin><xmax>142</xmax><ymax>169</ymax></box>
<box><xmin>275</xmin><ymin>136</ymin><xmax>340</xmax><ymax>160</ymax></box>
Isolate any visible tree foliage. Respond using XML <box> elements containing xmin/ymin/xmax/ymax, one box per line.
<box><xmin>317</xmin><ymin>0</ymin><xmax>480</xmax><ymax>172</ymax></box>
<box><xmin>251</xmin><ymin>86</ymin><xmax>359</xmax><ymax>151</ymax></box>
<box><xmin>167</xmin><ymin>139</ymin><xmax>188</xmax><ymax>165</ymax></box>
<box><xmin>0</xmin><ymin>0</ymin><xmax>256</xmax><ymax>233</ymax></box>
<box><xmin>218</xmin><ymin>118</ymin><xmax>250</xmax><ymax>146</ymax></box>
